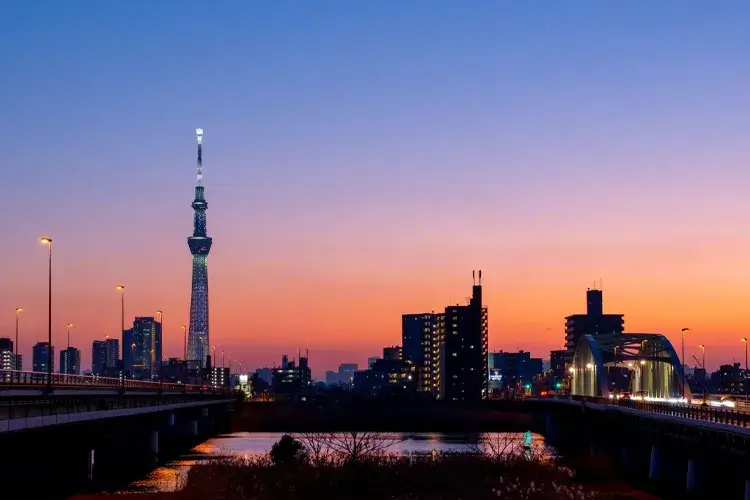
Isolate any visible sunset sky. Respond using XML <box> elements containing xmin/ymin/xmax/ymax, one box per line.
<box><xmin>2</xmin><ymin>1</ymin><xmax>750</xmax><ymax>376</ymax></box>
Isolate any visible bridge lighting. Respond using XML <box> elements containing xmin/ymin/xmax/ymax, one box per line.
<box><xmin>555</xmin><ymin>382</ymin><xmax>562</xmax><ymax>389</ymax></box>
<box><xmin>524</xmin><ymin>384</ymin><xmax>531</xmax><ymax>390</ymax></box>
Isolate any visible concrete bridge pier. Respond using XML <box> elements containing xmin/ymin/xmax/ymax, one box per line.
<box><xmin>620</xmin><ymin>446</ymin><xmax>628</xmax><ymax>468</ymax></box>
<box><xmin>87</xmin><ymin>449</ymin><xmax>95</xmax><ymax>481</ymax></box>
<box><xmin>167</xmin><ymin>412</ymin><xmax>175</xmax><ymax>427</ymax></box>
<box><xmin>745</xmin><ymin>478</ymin><xmax>750</xmax><ymax>500</ymax></box>
<box><xmin>149</xmin><ymin>431</ymin><xmax>159</xmax><ymax>465</ymax></box>
<box><xmin>190</xmin><ymin>419</ymin><xmax>199</xmax><ymax>437</ymax></box>
<box><xmin>649</xmin><ymin>445</ymin><xmax>661</xmax><ymax>481</ymax></box>
<box><xmin>544</xmin><ymin>413</ymin><xmax>554</xmax><ymax>441</ymax></box>
<box><xmin>686</xmin><ymin>458</ymin><xmax>697</xmax><ymax>492</ymax></box>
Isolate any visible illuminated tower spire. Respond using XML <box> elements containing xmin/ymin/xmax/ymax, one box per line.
<box><xmin>187</xmin><ymin>128</ymin><xmax>212</xmax><ymax>369</ymax></box>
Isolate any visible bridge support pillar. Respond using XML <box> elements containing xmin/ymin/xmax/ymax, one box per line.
<box><xmin>167</xmin><ymin>413</ymin><xmax>175</xmax><ymax>427</ymax></box>
<box><xmin>87</xmin><ymin>449</ymin><xmax>95</xmax><ymax>481</ymax></box>
<box><xmin>648</xmin><ymin>445</ymin><xmax>661</xmax><ymax>480</ymax></box>
<box><xmin>150</xmin><ymin>431</ymin><xmax>159</xmax><ymax>455</ymax></box>
<box><xmin>620</xmin><ymin>446</ymin><xmax>628</xmax><ymax>468</ymax></box>
<box><xmin>544</xmin><ymin>413</ymin><xmax>554</xmax><ymax>440</ymax></box>
<box><xmin>190</xmin><ymin>420</ymin><xmax>198</xmax><ymax>437</ymax></box>
<box><xmin>201</xmin><ymin>407</ymin><xmax>209</xmax><ymax>418</ymax></box>
<box><xmin>745</xmin><ymin>479</ymin><xmax>750</xmax><ymax>500</ymax></box>
<box><xmin>686</xmin><ymin>458</ymin><xmax>697</xmax><ymax>491</ymax></box>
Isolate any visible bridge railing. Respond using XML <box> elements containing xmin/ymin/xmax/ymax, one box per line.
<box><xmin>564</xmin><ymin>394</ymin><xmax>750</xmax><ymax>428</ymax></box>
<box><xmin>0</xmin><ymin>370</ymin><xmax>238</xmax><ymax>396</ymax></box>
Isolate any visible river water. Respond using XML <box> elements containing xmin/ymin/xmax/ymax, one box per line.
<box><xmin>124</xmin><ymin>431</ymin><xmax>546</xmax><ymax>493</ymax></box>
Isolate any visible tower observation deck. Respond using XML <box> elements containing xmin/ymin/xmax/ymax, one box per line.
<box><xmin>187</xmin><ymin>128</ymin><xmax>212</xmax><ymax>369</ymax></box>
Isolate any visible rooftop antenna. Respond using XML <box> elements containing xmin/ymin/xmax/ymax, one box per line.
<box><xmin>479</xmin><ymin>269</ymin><xmax>483</xmax><ymax>285</ymax></box>
<box><xmin>472</xmin><ymin>270</ymin><xmax>476</xmax><ymax>286</ymax></box>
<box><xmin>196</xmin><ymin>128</ymin><xmax>204</xmax><ymax>186</ymax></box>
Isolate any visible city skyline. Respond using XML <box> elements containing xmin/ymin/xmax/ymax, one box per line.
<box><xmin>2</xmin><ymin>2</ymin><xmax>750</xmax><ymax>375</ymax></box>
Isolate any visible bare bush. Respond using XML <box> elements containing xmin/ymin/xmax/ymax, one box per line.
<box><xmin>294</xmin><ymin>432</ymin><xmax>403</xmax><ymax>464</ymax></box>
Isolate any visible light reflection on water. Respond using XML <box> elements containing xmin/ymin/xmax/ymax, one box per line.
<box><xmin>125</xmin><ymin>431</ymin><xmax>546</xmax><ymax>493</ymax></box>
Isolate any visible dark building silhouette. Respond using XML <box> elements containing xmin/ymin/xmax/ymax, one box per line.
<box><xmin>60</xmin><ymin>347</ymin><xmax>80</xmax><ymax>375</ymax></box>
<box><xmin>92</xmin><ymin>341</ymin><xmax>107</xmax><ymax>375</ymax></box>
<box><xmin>442</xmin><ymin>271</ymin><xmax>489</xmax><ymax>402</ymax></box>
<box><xmin>32</xmin><ymin>342</ymin><xmax>54</xmax><ymax>373</ymax></box>
<box><xmin>0</xmin><ymin>338</ymin><xmax>16</xmax><ymax>371</ymax></box>
<box><xmin>402</xmin><ymin>313</ymin><xmax>440</xmax><ymax>393</ymax></box>
<box><xmin>383</xmin><ymin>346</ymin><xmax>402</xmax><ymax>361</ymax></box>
<box><xmin>488</xmin><ymin>350</ymin><xmax>543</xmax><ymax>390</ymax></box>
<box><xmin>564</xmin><ymin>288</ymin><xmax>624</xmax><ymax>363</ymax></box>
<box><xmin>272</xmin><ymin>356</ymin><xmax>312</xmax><ymax>397</ymax></box>
<box><xmin>122</xmin><ymin>318</ymin><xmax>162</xmax><ymax>380</ymax></box>
<box><xmin>353</xmin><ymin>357</ymin><xmax>418</xmax><ymax>398</ymax></box>
<box><xmin>550</xmin><ymin>349</ymin><xmax>566</xmax><ymax>379</ymax></box>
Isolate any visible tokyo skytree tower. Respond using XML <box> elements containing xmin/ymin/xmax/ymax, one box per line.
<box><xmin>187</xmin><ymin>128</ymin><xmax>212</xmax><ymax>369</ymax></box>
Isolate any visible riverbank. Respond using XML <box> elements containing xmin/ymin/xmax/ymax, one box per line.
<box><xmin>73</xmin><ymin>453</ymin><xmax>659</xmax><ymax>499</ymax></box>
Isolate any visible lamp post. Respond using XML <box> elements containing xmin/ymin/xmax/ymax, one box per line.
<box><xmin>742</xmin><ymin>338</ymin><xmax>748</xmax><ymax>401</ymax></box>
<box><xmin>156</xmin><ymin>309</ymin><xmax>163</xmax><ymax>381</ymax></box>
<box><xmin>14</xmin><ymin>308</ymin><xmax>22</xmax><ymax>370</ymax></box>
<box><xmin>221</xmin><ymin>350</ymin><xmax>225</xmax><ymax>370</ymax></box>
<box><xmin>180</xmin><ymin>324</ymin><xmax>187</xmax><ymax>361</ymax></box>
<box><xmin>681</xmin><ymin>328</ymin><xmax>689</xmax><ymax>400</ymax></box>
<box><xmin>40</xmin><ymin>237</ymin><xmax>52</xmax><ymax>391</ymax></box>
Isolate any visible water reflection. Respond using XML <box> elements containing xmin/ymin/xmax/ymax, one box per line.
<box><xmin>125</xmin><ymin>431</ymin><xmax>548</xmax><ymax>493</ymax></box>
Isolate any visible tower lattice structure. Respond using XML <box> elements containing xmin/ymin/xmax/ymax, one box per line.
<box><xmin>187</xmin><ymin>128</ymin><xmax>212</xmax><ymax>369</ymax></box>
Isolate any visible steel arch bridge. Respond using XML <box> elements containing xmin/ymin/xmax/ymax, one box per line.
<box><xmin>571</xmin><ymin>333</ymin><xmax>689</xmax><ymax>399</ymax></box>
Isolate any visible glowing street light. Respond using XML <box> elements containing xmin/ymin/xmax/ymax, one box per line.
<box><xmin>681</xmin><ymin>328</ymin><xmax>689</xmax><ymax>399</ymax></box>
<box><xmin>181</xmin><ymin>324</ymin><xmax>187</xmax><ymax>360</ymax></box>
<box><xmin>40</xmin><ymin>237</ymin><xmax>53</xmax><ymax>390</ymax></box>
<box><xmin>14</xmin><ymin>308</ymin><xmax>22</xmax><ymax>369</ymax></box>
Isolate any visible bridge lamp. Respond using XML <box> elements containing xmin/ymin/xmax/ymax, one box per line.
<box><xmin>40</xmin><ymin>237</ymin><xmax>53</xmax><ymax>390</ymax></box>
<box><xmin>586</xmin><ymin>363</ymin><xmax>594</xmax><ymax>370</ymax></box>
<box><xmin>568</xmin><ymin>367</ymin><xmax>575</xmax><ymax>374</ymax></box>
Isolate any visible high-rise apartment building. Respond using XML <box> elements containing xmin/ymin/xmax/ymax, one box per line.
<box><xmin>32</xmin><ymin>342</ymin><xmax>54</xmax><ymax>373</ymax></box>
<box><xmin>0</xmin><ymin>338</ymin><xmax>18</xmax><ymax>371</ymax></box>
<box><xmin>60</xmin><ymin>347</ymin><xmax>81</xmax><ymax>375</ymax></box>
<box><xmin>564</xmin><ymin>288</ymin><xmax>624</xmax><ymax>363</ymax></box>
<box><xmin>105</xmin><ymin>337</ymin><xmax>119</xmax><ymax>373</ymax></box>
<box><xmin>402</xmin><ymin>314</ymin><xmax>441</xmax><ymax>393</ymax></box>
<box><xmin>442</xmin><ymin>272</ymin><xmax>488</xmax><ymax>402</ymax></box>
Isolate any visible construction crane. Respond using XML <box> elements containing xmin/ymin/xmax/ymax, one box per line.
<box><xmin>692</xmin><ymin>354</ymin><xmax>704</xmax><ymax>369</ymax></box>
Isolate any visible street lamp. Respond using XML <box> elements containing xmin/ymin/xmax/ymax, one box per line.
<box><xmin>180</xmin><ymin>324</ymin><xmax>187</xmax><ymax>361</ymax></box>
<box><xmin>698</xmin><ymin>344</ymin><xmax>705</xmax><ymax>370</ymax></box>
<box><xmin>742</xmin><ymin>338</ymin><xmax>748</xmax><ymax>401</ymax></box>
<box><xmin>681</xmin><ymin>328</ymin><xmax>689</xmax><ymax>400</ymax></box>
<box><xmin>40</xmin><ymin>237</ymin><xmax>52</xmax><ymax>390</ymax></box>
<box><xmin>14</xmin><ymin>308</ymin><xmax>22</xmax><ymax>370</ymax></box>
<box><xmin>221</xmin><ymin>350</ymin><xmax>225</xmax><ymax>369</ymax></box>
<box><xmin>156</xmin><ymin>309</ymin><xmax>163</xmax><ymax>380</ymax></box>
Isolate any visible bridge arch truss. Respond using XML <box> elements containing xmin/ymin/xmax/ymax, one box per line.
<box><xmin>571</xmin><ymin>333</ymin><xmax>689</xmax><ymax>399</ymax></box>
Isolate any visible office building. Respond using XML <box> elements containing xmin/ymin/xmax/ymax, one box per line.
<box><xmin>92</xmin><ymin>341</ymin><xmax>107</xmax><ymax>375</ymax></box>
<box><xmin>272</xmin><ymin>356</ymin><xmax>312</xmax><ymax>397</ymax></box>
<box><xmin>105</xmin><ymin>337</ymin><xmax>119</xmax><ymax>374</ymax></box>
<box><xmin>210</xmin><ymin>366</ymin><xmax>230</xmax><ymax>387</ymax></box>
<box><xmin>564</xmin><ymin>288</ymin><xmax>624</xmax><ymax>363</ymax></box>
<box><xmin>123</xmin><ymin>317</ymin><xmax>162</xmax><ymax>380</ymax></box>
<box><xmin>442</xmin><ymin>271</ymin><xmax>488</xmax><ymax>402</ymax></box>
<box><xmin>32</xmin><ymin>342</ymin><xmax>54</xmax><ymax>373</ymax></box>
<box><xmin>550</xmin><ymin>349</ymin><xmax>566</xmax><ymax>379</ymax></box>
<box><xmin>60</xmin><ymin>347</ymin><xmax>81</xmax><ymax>375</ymax></box>
<box><xmin>488</xmin><ymin>350</ymin><xmax>543</xmax><ymax>390</ymax></box>
<box><xmin>367</xmin><ymin>356</ymin><xmax>380</xmax><ymax>368</ymax></box>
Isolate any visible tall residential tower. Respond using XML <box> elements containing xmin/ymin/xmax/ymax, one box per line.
<box><xmin>187</xmin><ymin>128</ymin><xmax>212</xmax><ymax>369</ymax></box>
